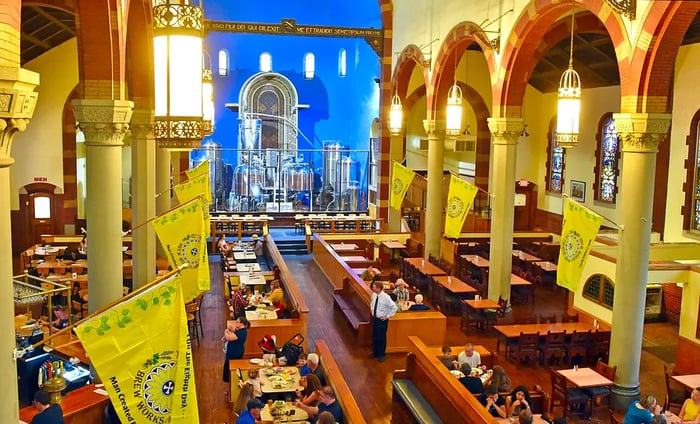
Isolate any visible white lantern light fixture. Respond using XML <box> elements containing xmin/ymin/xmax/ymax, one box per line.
<box><xmin>389</xmin><ymin>94</ymin><xmax>403</xmax><ymax>135</ymax></box>
<box><xmin>555</xmin><ymin>13</ymin><xmax>581</xmax><ymax>148</ymax></box>
<box><xmin>445</xmin><ymin>81</ymin><xmax>463</xmax><ymax>137</ymax></box>
<box><xmin>153</xmin><ymin>0</ymin><xmax>204</xmax><ymax>150</ymax></box>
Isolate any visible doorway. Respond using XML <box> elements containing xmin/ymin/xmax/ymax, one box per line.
<box><xmin>28</xmin><ymin>191</ymin><xmax>55</xmax><ymax>245</ymax></box>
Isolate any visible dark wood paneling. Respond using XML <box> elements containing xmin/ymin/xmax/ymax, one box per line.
<box><xmin>675</xmin><ymin>335</ymin><xmax>700</xmax><ymax>375</ymax></box>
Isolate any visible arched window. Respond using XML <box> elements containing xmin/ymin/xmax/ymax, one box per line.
<box><xmin>338</xmin><ymin>49</ymin><xmax>347</xmax><ymax>77</ymax></box>
<box><xmin>594</xmin><ymin>114</ymin><xmax>620</xmax><ymax>202</ymax></box>
<box><xmin>304</xmin><ymin>53</ymin><xmax>315</xmax><ymax>79</ymax></box>
<box><xmin>545</xmin><ymin>118</ymin><xmax>565</xmax><ymax>193</ymax></box>
<box><xmin>683</xmin><ymin>110</ymin><xmax>700</xmax><ymax>231</ymax></box>
<box><xmin>582</xmin><ymin>274</ymin><xmax>615</xmax><ymax>309</ymax></box>
<box><xmin>260</xmin><ymin>53</ymin><xmax>272</xmax><ymax>72</ymax></box>
<box><xmin>218</xmin><ymin>49</ymin><xmax>229</xmax><ymax>76</ymax></box>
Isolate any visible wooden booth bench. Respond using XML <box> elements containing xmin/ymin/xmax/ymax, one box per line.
<box><xmin>240</xmin><ymin>235</ymin><xmax>309</xmax><ymax>358</ymax></box>
<box><xmin>314</xmin><ymin>235</ymin><xmax>446</xmax><ymax>353</ymax></box>
<box><xmin>392</xmin><ymin>337</ymin><xmax>498</xmax><ymax>424</ymax></box>
<box><xmin>316</xmin><ymin>339</ymin><xmax>367</xmax><ymax>424</ymax></box>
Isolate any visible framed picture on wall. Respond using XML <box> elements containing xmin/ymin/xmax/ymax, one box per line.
<box><xmin>570</xmin><ymin>180</ymin><xmax>586</xmax><ymax>202</ymax></box>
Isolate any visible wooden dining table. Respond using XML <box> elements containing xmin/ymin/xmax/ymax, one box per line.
<box><xmin>461</xmin><ymin>254</ymin><xmax>490</xmax><ymax>268</ymax></box>
<box><xmin>535</xmin><ymin>261</ymin><xmax>558</xmax><ymax>272</ymax></box>
<box><xmin>404</xmin><ymin>257</ymin><xmax>448</xmax><ymax>276</ymax></box>
<box><xmin>672</xmin><ymin>373</ymin><xmax>700</xmax><ymax>389</ymax></box>
<box><xmin>432</xmin><ymin>275</ymin><xmax>478</xmax><ymax>296</ymax></box>
<box><xmin>512</xmin><ymin>250</ymin><xmax>542</xmax><ymax>262</ymax></box>
<box><xmin>260</xmin><ymin>402</ymin><xmax>309</xmax><ymax>422</ymax></box>
<box><xmin>330</xmin><ymin>242</ymin><xmax>359</xmax><ymax>251</ymax></box>
<box><xmin>556</xmin><ymin>367</ymin><xmax>613</xmax><ymax>388</ymax></box>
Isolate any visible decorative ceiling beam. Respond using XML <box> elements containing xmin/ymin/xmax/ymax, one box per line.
<box><xmin>20</xmin><ymin>31</ymin><xmax>51</xmax><ymax>49</ymax></box>
<box><xmin>602</xmin><ymin>0</ymin><xmax>636</xmax><ymax>20</ymax></box>
<box><xmin>31</xmin><ymin>6</ymin><xmax>76</xmax><ymax>36</ymax></box>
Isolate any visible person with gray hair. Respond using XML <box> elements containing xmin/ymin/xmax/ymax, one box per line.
<box><xmin>409</xmin><ymin>293</ymin><xmax>430</xmax><ymax>311</ymax></box>
<box><xmin>623</xmin><ymin>394</ymin><xmax>661</xmax><ymax>424</ymax></box>
<box><xmin>306</xmin><ymin>352</ymin><xmax>326</xmax><ymax>386</ymax></box>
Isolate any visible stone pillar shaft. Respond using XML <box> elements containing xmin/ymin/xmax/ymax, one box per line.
<box><xmin>73</xmin><ymin>99</ymin><xmax>133</xmax><ymax>313</ymax></box>
<box><xmin>0</xmin><ymin>52</ymin><xmax>39</xmax><ymax>422</ymax></box>
<box><xmin>486</xmin><ymin>118</ymin><xmax>523</xmax><ymax>301</ymax></box>
<box><xmin>610</xmin><ymin>113</ymin><xmax>671</xmax><ymax>410</ymax></box>
<box><xmin>423</xmin><ymin>120</ymin><xmax>444</xmax><ymax>258</ymax></box>
<box><xmin>130</xmin><ymin>110</ymin><xmax>157</xmax><ymax>288</ymax></box>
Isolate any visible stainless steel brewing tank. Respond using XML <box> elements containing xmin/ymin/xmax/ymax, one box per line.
<box><xmin>238</xmin><ymin>118</ymin><xmax>262</xmax><ymax>151</ymax></box>
<box><xmin>282</xmin><ymin>163</ymin><xmax>313</xmax><ymax>191</ymax></box>
<box><xmin>340</xmin><ymin>181</ymin><xmax>360</xmax><ymax>211</ymax></box>
<box><xmin>335</xmin><ymin>156</ymin><xmax>359</xmax><ymax>195</ymax></box>
<box><xmin>233</xmin><ymin>164</ymin><xmax>264</xmax><ymax>197</ymax></box>
<box><xmin>322</xmin><ymin>142</ymin><xmax>348</xmax><ymax>190</ymax></box>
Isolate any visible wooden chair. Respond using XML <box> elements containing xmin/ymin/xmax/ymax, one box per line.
<box><xmin>567</xmin><ymin>330</ymin><xmax>591</xmax><ymax>366</ymax></box>
<box><xmin>186</xmin><ymin>302</ymin><xmax>200</xmax><ymax>346</ymax></box>
<box><xmin>509</xmin><ymin>331</ymin><xmax>540</xmax><ymax>366</ymax></box>
<box><xmin>588</xmin><ymin>330</ymin><xmax>611</xmax><ymax>365</ymax></box>
<box><xmin>460</xmin><ymin>301</ymin><xmax>485</xmax><ymax>334</ymax></box>
<box><xmin>549</xmin><ymin>368</ymin><xmax>591</xmax><ymax>419</ymax></box>
<box><xmin>663</xmin><ymin>363</ymin><xmax>687</xmax><ymax>413</ymax></box>
<box><xmin>583</xmin><ymin>359</ymin><xmax>616</xmax><ymax>410</ymax></box>
<box><xmin>540</xmin><ymin>331</ymin><xmax>567</xmax><ymax>366</ymax></box>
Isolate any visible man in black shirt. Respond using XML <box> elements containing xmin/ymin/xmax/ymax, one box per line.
<box><xmin>31</xmin><ymin>390</ymin><xmax>64</xmax><ymax>424</ymax></box>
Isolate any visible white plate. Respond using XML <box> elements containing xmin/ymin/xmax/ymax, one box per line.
<box><xmin>450</xmin><ymin>370</ymin><xmax>465</xmax><ymax>378</ymax></box>
<box><xmin>249</xmin><ymin>358</ymin><xmax>263</xmax><ymax>364</ymax></box>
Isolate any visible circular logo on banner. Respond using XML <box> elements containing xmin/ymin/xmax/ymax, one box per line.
<box><xmin>562</xmin><ymin>230</ymin><xmax>583</xmax><ymax>262</ymax></box>
<box><xmin>177</xmin><ymin>234</ymin><xmax>201</xmax><ymax>268</ymax></box>
<box><xmin>391</xmin><ymin>178</ymin><xmax>404</xmax><ymax>195</ymax></box>
<box><xmin>447</xmin><ymin>196</ymin><xmax>464</xmax><ymax>218</ymax></box>
<box><xmin>143</xmin><ymin>361</ymin><xmax>176</xmax><ymax>415</ymax></box>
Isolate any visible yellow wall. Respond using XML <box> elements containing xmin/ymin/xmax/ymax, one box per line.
<box><xmin>11</xmin><ymin>38</ymin><xmax>78</xmax><ymax>210</ymax></box>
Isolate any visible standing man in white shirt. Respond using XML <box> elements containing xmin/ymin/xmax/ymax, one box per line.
<box><xmin>454</xmin><ymin>343</ymin><xmax>482</xmax><ymax>371</ymax></box>
<box><xmin>369</xmin><ymin>280</ymin><xmax>398</xmax><ymax>362</ymax></box>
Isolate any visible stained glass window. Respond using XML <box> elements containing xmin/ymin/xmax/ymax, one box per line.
<box><xmin>597</xmin><ymin>117</ymin><xmax>619</xmax><ymax>202</ymax></box>
<box><xmin>546</xmin><ymin>130</ymin><xmax>565</xmax><ymax>193</ymax></box>
<box><xmin>583</xmin><ymin>274</ymin><xmax>614</xmax><ymax>309</ymax></box>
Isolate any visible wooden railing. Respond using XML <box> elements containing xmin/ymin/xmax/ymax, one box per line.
<box><xmin>316</xmin><ymin>339</ymin><xmax>367</xmax><ymax>424</ymax></box>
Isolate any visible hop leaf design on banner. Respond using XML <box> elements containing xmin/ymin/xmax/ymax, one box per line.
<box><xmin>390</xmin><ymin>161</ymin><xmax>415</xmax><ymax>210</ymax></box>
<box><xmin>556</xmin><ymin>198</ymin><xmax>603</xmax><ymax>292</ymax></box>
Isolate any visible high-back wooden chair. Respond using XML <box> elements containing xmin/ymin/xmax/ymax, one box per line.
<box><xmin>567</xmin><ymin>330</ymin><xmax>591</xmax><ymax>366</ymax></box>
<box><xmin>540</xmin><ymin>331</ymin><xmax>567</xmax><ymax>366</ymax></box>
<box><xmin>583</xmin><ymin>359</ymin><xmax>616</xmax><ymax>410</ymax></box>
<box><xmin>663</xmin><ymin>363</ymin><xmax>687</xmax><ymax>413</ymax></box>
<box><xmin>549</xmin><ymin>368</ymin><xmax>591</xmax><ymax>419</ymax></box>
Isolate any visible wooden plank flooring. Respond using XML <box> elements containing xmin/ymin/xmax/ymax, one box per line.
<box><xmin>195</xmin><ymin>253</ymin><xmax>677</xmax><ymax>423</ymax></box>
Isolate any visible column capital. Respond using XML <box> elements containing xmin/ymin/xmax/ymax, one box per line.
<box><xmin>423</xmin><ymin>119</ymin><xmax>445</xmax><ymax>139</ymax></box>
<box><xmin>612</xmin><ymin>113</ymin><xmax>671</xmax><ymax>153</ymax></box>
<box><xmin>130</xmin><ymin>110</ymin><xmax>156</xmax><ymax>144</ymax></box>
<box><xmin>0</xmin><ymin>66</ymin><xmax>40</xmax><ymax>168</ymax></box>
<box><xmin>72</xmin><ymin>99</ymin><xmax>134</xmax><ymax>147</ymax></box>
<box><xmin>487</xmin><ymin>117</ymin><xmax>524</xmax><ymax>145</ymax></box>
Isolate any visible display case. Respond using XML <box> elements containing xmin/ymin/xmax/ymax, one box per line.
<box><xmin>645</xmin><ymin>283</ymin><xmax>663</xmax><ymax>321</ymax></box>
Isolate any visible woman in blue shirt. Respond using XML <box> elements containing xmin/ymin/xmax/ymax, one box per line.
<box><xmin>623</xmin><ymin>394</ymin><xmax>660</xmax><ymax>424</ymax></box>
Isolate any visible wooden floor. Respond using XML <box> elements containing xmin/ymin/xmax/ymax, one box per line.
<box><xmin>195</xmin><ymin>253</ymin><xmax>678</xmax><ymax>424</ymax></box>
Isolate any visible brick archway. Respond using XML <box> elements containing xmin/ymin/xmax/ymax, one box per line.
<box><xmin>494</xmin><ymin>0</ymin><xmax>627</xmax><ymax>118</ymax></box>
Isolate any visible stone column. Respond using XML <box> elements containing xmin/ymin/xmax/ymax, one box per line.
<box><xmin>130</xmin><ymin>111</ymin><xmax>157</xmax><ymax>288</ymax></box>
<box><xmin>72</xmin><ymin>99</ymin><xmax>133</xmax><ymax>313</ymax></box>
<box><xmin>0</xmin><ymin>65</ymin><xmax>39</xmax><ymax>424</ymax></box>
<box><xmin>486</xmin><ymin>118</ymin><xmax>524</xmax><ymax>301</ymax></box>
<box><xmin>155</xmin><ymin>147</ymin><xmax>170</xmax><ymax>258</ymax></box>
<box><xmin>610</xmin><ymin>113</ymin><xmax>671</xmax><ymax>410</ymax></box>
<box><xmin>387</xmin><ymin>133</ymin><xmax>404</xmax><ymax>233</ymax></box>
<box><xmin>423</xmin><ymin>120</ymin><xmax>445</xmax><ymax>258</ymax></box>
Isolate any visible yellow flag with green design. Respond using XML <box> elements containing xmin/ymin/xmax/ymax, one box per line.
<box><xmin>75</xmin><ymin>275</ymin><xmax>199</xmax><ymax>423</ymax></box>
<box><xmin>185</xmin><ymin>160</ymin><xmax>209</xmax><ymax>180</ymax></box>
<box><xmin>151</xmin><ymin>199</ymin><xmax>210</xmax><ymax>301</ymax></box>
<box><xmin>557</xmin><ymin>198</ymin><xmax>603</xmax><ymax>292</ymax></box>
<box><xmin>390</xmin><ymin>161</ymin><xmax>415</xmax><ymax>210</ymax></box>
<box><xmin>444</xmin><ymin>175</ymin><xmax>479</xmax><ymax>238</ymax></box>
<box><xmin>174</xmin><ymin>172</ymin><xmax>212</xmax><ymax>206</ymax></box>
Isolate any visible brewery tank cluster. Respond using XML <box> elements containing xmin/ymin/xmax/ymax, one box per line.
<box><xmin>318</xmin><ymin>141</ymin><xmax>360</xmax><ymax>211</ymax></box>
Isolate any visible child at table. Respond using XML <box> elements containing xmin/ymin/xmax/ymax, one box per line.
<box><xmin>297</xmin><ymin>352</ymin><xmax>312</xmax><ymax>376</ymax></box>
<box><xmin>239</xmin><ymin>368</ymin><xmax>264</xmax><ymax>398</ymax></box>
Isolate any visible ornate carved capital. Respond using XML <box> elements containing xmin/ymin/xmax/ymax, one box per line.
<box><xmin>422</xmin><ymin>119</ymin><xmax>445</xmax><ymax>140</ymax></box>
<box><xmin>130</xmin><ymin>110</ymin><xmax>156</xmax><ymax>144</ymax></box>
<box><xmin>0</xmin><ymin>67</ymin><xmax>40</xmax><ymax>167</ymax></box>
<box><xmin>487</xmin><ymin>117</ymin><xmax>524</xmax><ymax>145</ymax></box>
<box><xmin>72</xmin><ymin>99</ymin><xmax>134</xmax><ymax>147</ymax></box>
<box><xmin>612</xmin><ymin>113</ymin><xmax>671</xmax><ymax>153</ymax></box>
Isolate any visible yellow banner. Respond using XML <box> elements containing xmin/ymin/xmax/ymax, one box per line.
<box><xmin>444</xmin><ymin>175</ymin><xmax>479</xmax><ymax>238</ymax></box>
<box><xmin>174</xmin><ymin>173</ymin><xmax>212</xmax><ymax>206</ymax></box>
<box><xmin>390</xmin><ymin>161</ymin><xmax>415</xmax><ymax>210</ymax></box>
<box><xmin>151</xmin><ymin>200</ymin><xmax>210</xmax><ymax>301</ymax></box>
<box><xmin>185</xmin><ymin>160</ymin><xmax>209</xmax><ymax>180</ymax></box>
<box><xmin>556</xmin><ymin>198</ymin><xmax>603</xmax><ymax>292</ymax></box>
<box><xmin>75</xmin><ymin>276</ymin><xmax>199</xmax><ymax>424</ymax></box>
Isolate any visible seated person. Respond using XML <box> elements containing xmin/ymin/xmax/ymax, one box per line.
<box><xmin>459</xmin><ymin>374</ymin><xmax>484</xmax><ymax>395</ymax></box>
<box><xmin>295</xmin><ymin>386</ymin><xmax>344</xmax><ymax>424</ymax></box>
<box><xmin>267</xmin><ymin>279</ymin><xmax>286</xmax><ymax>318</ymax></box>
<box><xmin>228</xmin><ymin>286</ymin><xmax>249</xmax><ymax>319</ymax></box>
<box><xmin>438</xmin><ymin>345</ymin><xmax>454</xmax><ymax>370</ymax></box>
<box><xmin>251</xmin><ymin>234</ymin><xmax>263</xmax><ymax>256</ymax></box>
<box><xmin>479</xmin><ymin>384</ymin><xmax>507</xmax><ymax>418</ymax></box>
<box><xmin>679</xmin><ymin>387</ymin><xmax>700</xmax><ymax>423</ymax></box>
<box><xmin>60</xmin><ymin>246</ymin><xmax>86</xmax><ymax>261</ymax></box>
<box><xmin>408</xmin><ymin>294</ymin><xmax>430</xmax><ymax>311</ymax></box>
<box><xmin>483</xmin><ymin>365</ymin><xmax>511</xmax><ymax>392</ymax></box>
<box><xmin>42</xmin><ymin>306</ymin><xmax>70</xmax><ymax>332</ymax></box>
<box><xmin>360</xmin><ymin>266</ymin><xmax>381</xmax><ymax>281</ymax></box>
<box><xmin>236</xmin><ymin>398</ymin><xmax>263</xmax><ymax>424</ymax></box>
<box><xmin>297</xmin><ymin>352</ymin><xmax>312</xmax><ymax>376</ymax></box>
<box><xmin>519</xmin><ymin>410</ymin><xmax>534</xmax><ymax>424</ymax></box>
<box><xmin>392</xmin><ymin>279</ymin><xmax>410</xmax><ymax>302</ymax></box>
<box><xmin>623</xmin><ymin>394</ymin><xmax>661</xmax><ymax>424</ymax></box>
<box><xmin>507</xmin><ymin>386</ymin><xmax>532</xmax><ymax>417</ymax></box>
<box><xmin>218</xmin><ymin>234</ymin><xmax>232</xmax><ymax>257</ymax></box>
<box><xmin>455</xmin><ymin>343</ymin><xmax>482</xmax><ymax>371</ymax></box>
<box><xmin>31</xmin><ymin>389</ymin><xmax>64</xmax><ymax>424</ymax></box>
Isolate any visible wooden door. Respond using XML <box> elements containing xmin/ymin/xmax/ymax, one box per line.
<box><xmin>28</xmin><ymin>192</ymin><xmax>55</xmax><ymax>244</ymax></box>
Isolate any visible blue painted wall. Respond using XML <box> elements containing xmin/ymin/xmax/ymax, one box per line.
<box><xmin>199</xmin><ymin>0</ymin><xmax>381</xmax><ymax>192</ymax></box>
